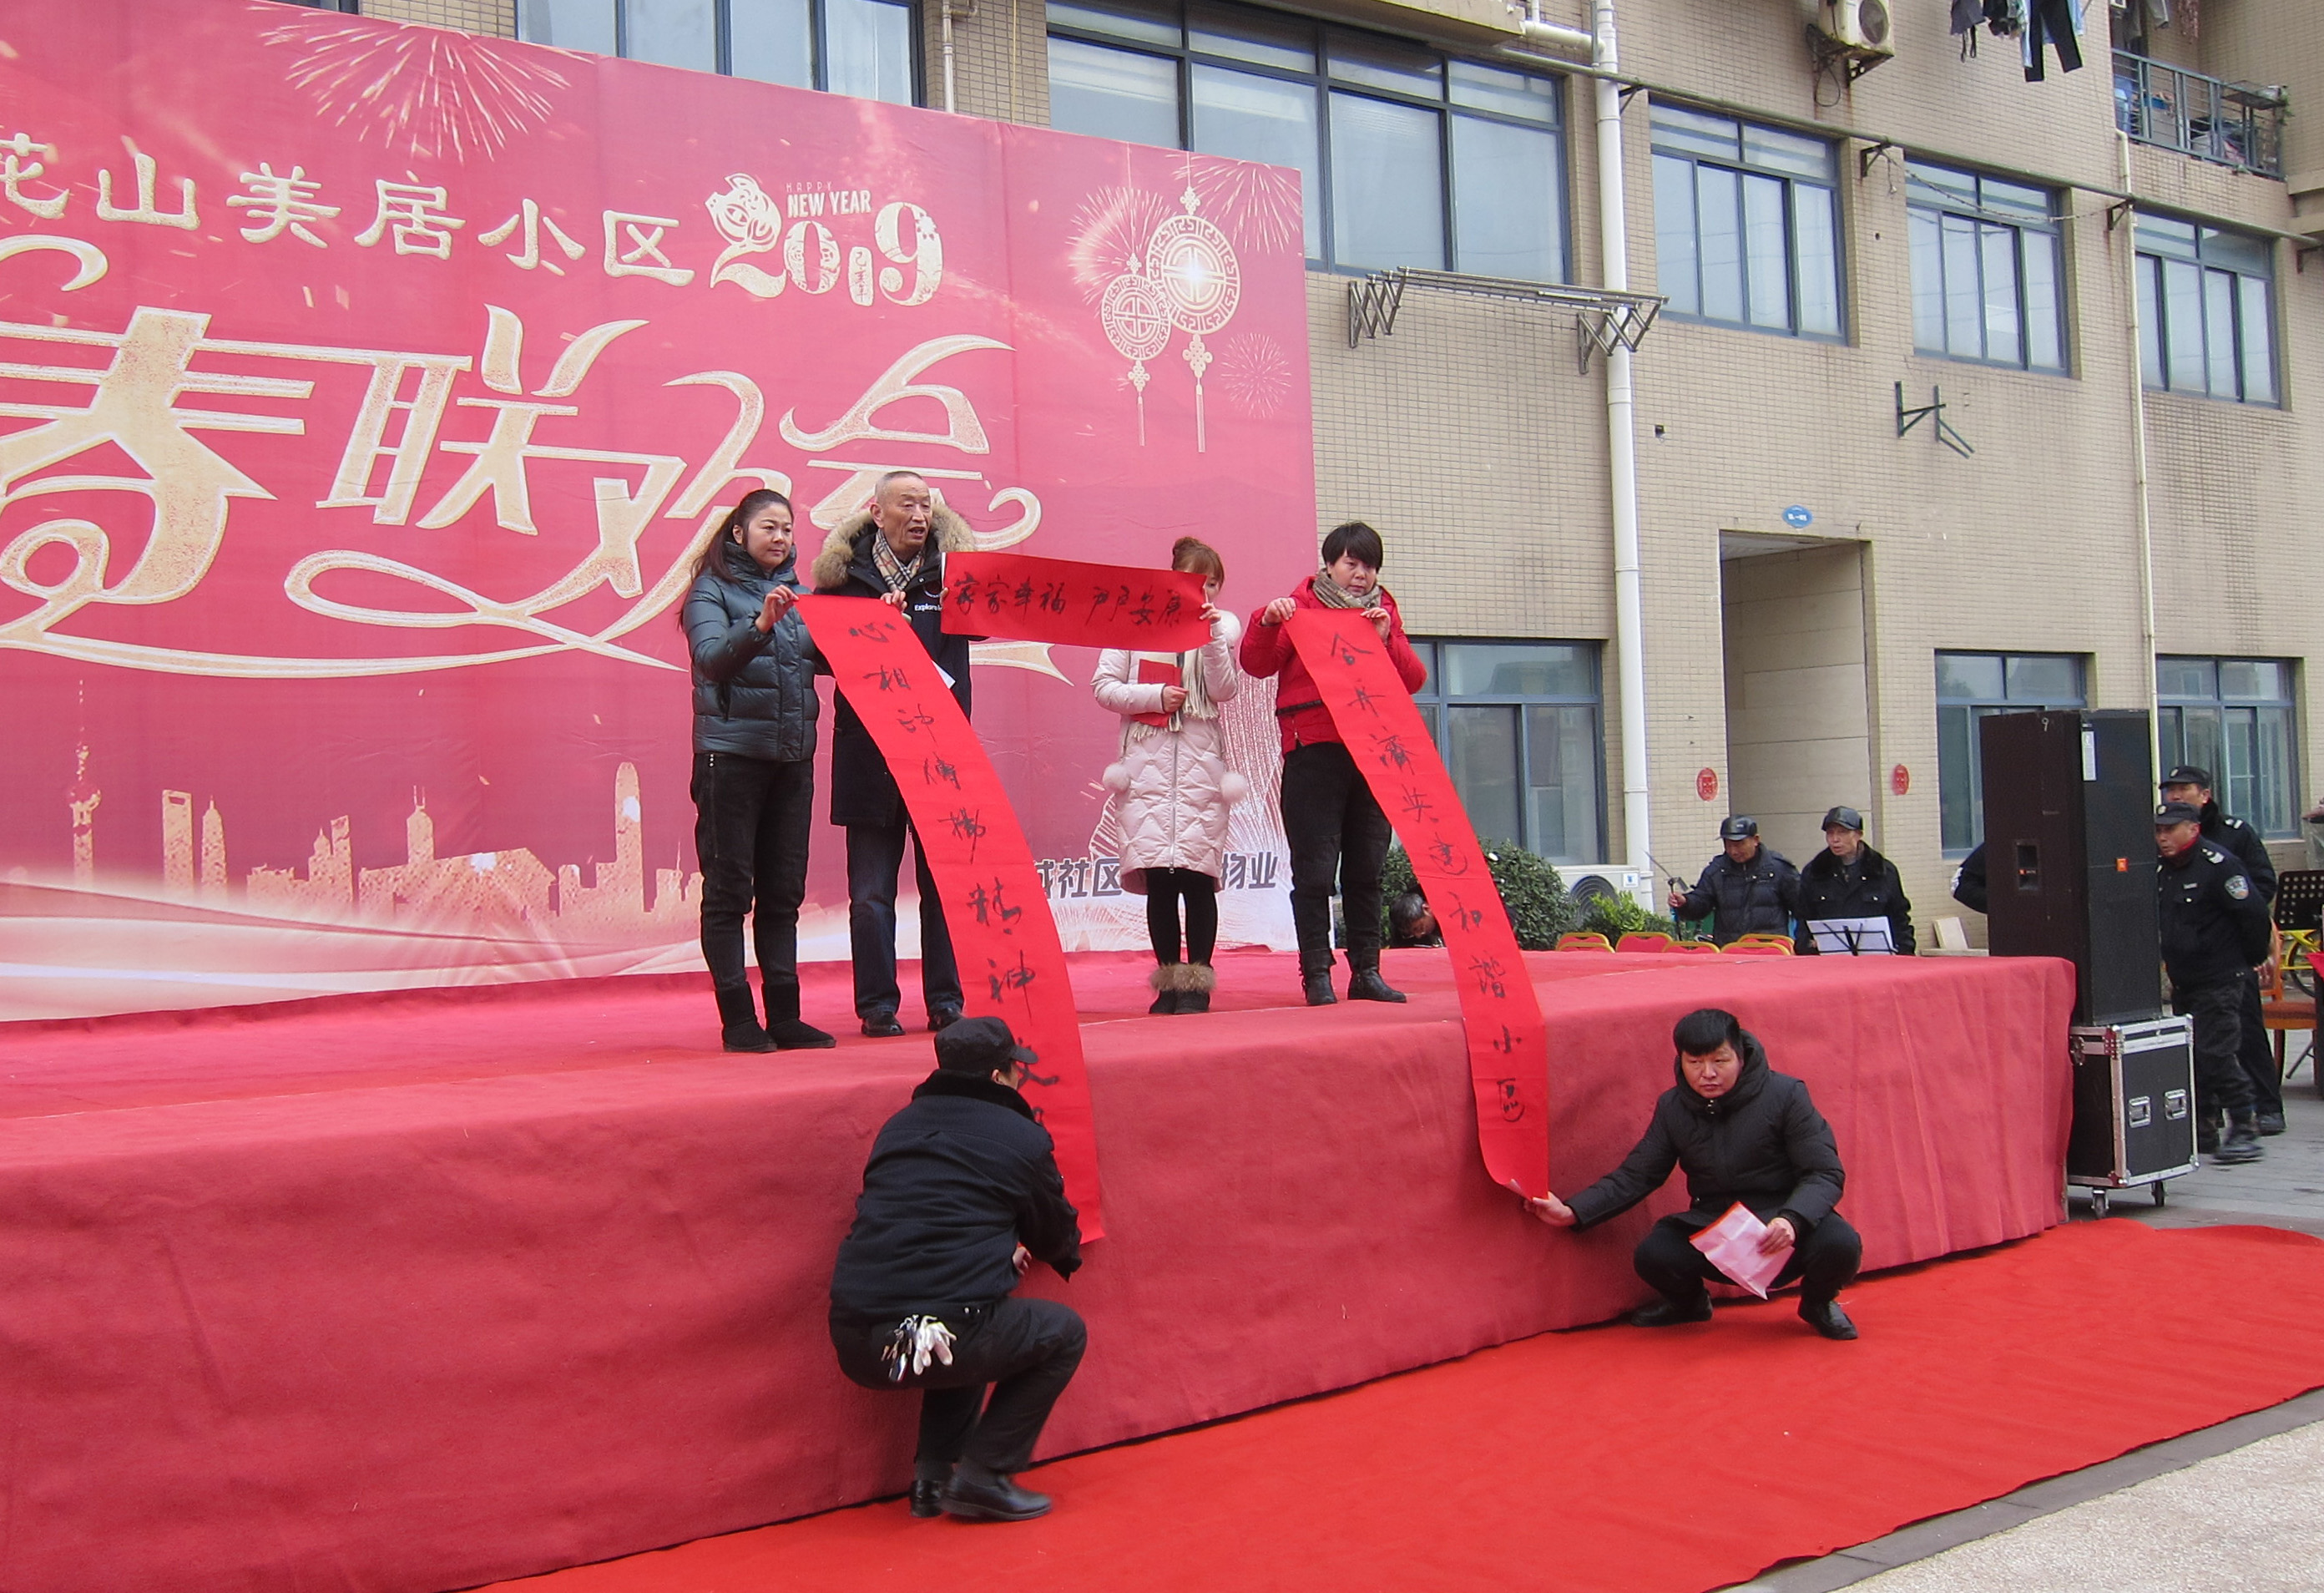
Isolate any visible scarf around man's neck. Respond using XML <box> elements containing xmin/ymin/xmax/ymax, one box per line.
<box><xmin>1311</xmin><ymin>567</ymin><xmax>1373</xmax><ymax>610</ymax></box>
<box><xmin>871</xmin><ymin>529</ymin><xmax>925</xmax><ymax>595</ymax></box>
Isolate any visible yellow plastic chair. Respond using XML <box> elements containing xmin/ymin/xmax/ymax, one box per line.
<box><xmin>1555</xmin><ymin>932</ymin><xmax>1615</xmax><ymax>952</ymax></box>
<box><xmin>1614</xmin><ymin>932</ymin><xmax>1675</xmax><ymax>953</ymax></box>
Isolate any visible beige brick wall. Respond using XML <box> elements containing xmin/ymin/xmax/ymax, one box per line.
<box><xmin>360</xmin><ymin>0</ymin><xmax>516</xmax><ymax>37</ymax></box>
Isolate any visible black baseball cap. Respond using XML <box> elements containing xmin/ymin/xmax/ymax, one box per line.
<box><xmin>1821</xmin><ymin>806</ymin><xmax>1865</xmax><ymax>832</ymax></box>
<box><xmin>1718</xmin><ymin>815</ymin><xmax>1759</xmax><ymax>841</ymax></box>
<box><xmin>933</xmin><ymin>1015</ymin><xmax>1037</xmax><ymax>1075</ymax></box>
<box><xmin>2160</xmin><ymin>766</ymin><xmax>2212</xmax><ymax>791</ymax></box>
<box><xmin>2155</xmin><ymin>801</ymin><xmax>2201</xmax><ymax>826</ymax></box>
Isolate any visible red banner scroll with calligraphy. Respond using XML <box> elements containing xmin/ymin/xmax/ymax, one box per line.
<box><xmin>0</xmin><ymin>0</ymin><xmax>1316</xmax><ymax>1020</ymax></box>
<box><xmin>1284</xmin><ymin>611</ymin><xmax>1551</xmax><ymax>1198</ymax></box>
<box><xmin>942</xmin><ymin>552</ymin><xmax>1209</xmax><ymax>653</ymax></box>
<box><xmin>800</xmin><ymin>595</ymin><xmax>1103</xmax><ymax>1236</ymax></box>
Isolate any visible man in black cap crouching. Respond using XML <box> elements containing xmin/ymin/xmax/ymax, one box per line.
<box><xmin>830</xmin><ymin>1016</ymin><xmax>1086</xmax><ymax>1521</ymax></box>
<box><xmin>1523</xmin><ymin>1007</ymin><xmax>1862</xmax><ymax>1340</ymax></box>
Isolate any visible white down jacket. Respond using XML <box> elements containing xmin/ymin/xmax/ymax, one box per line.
<box><xmin>1094</xmin><ymin>612</ymin><xmax>1247</xmax><ymax>893</ymax></box>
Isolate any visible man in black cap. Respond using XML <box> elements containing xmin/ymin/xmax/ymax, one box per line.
<box><xmin>1668</xmin><ymin>817</ymin><xmax>1800</xmax><ymax>945</ymax></box>
<box><xmin>2161</xmin><ymin>766</ymin><xmax>2284</xmax><ymax>1133</ymax></box>
<box><xmin>2156</xmin><ymin>802</ymin><xmax>2272</xmax><ymax>1165</ymax></box>
<box><xmin>1793</xmin><ymin>806</ymin><xmax>1914</xmax><ymax>956</ymax></box>
<box><xmin>829</xmin><ymin>1016</ymin><xmax>1086</xmax><ymax>1521</ymax></box>
<box><xmin>1523</xmin><ymin>1007</ymin><xmax>1862</xmax><ymax>1340</ymax></box>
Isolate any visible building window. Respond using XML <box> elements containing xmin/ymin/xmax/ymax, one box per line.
<box><xmin>1906</xmin><ymin>163</ymin><xmax>2064</xmax><ymax>372</ymax></box>
<box><xmin>1936</xmin><ymin>651</ymin><xmax>2087</xmax><ymax>854</ymax></box>
<box><xmin>519</xmin><ymin>0</ymin><xmax>917</xmax><ymax>104</ymax></box>
<box><xmin>2135</xmin><ymin>215</ymin><xmax>2276</xmax><ymax>403</ymax></box>
<box><xmin>2158</xmin><ymin>657</ymin><xmax>2301</xmax><ymax>837</ymax></box>
<box><xmin>1650</xmin><ymin>104</ymin><xmax>1842</xmax><ymax>339</ymax></box>
<box><xmin>1044</xmin><ymin>0</ymin><xmax>1568</xmax><ymax>279</ymax></box>
<box><xmin>1410</xmin><ymin>641</ymin><xmax>1604</xmax><ymax>863</ymax></box>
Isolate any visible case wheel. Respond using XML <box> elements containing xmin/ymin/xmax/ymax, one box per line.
<box><xmin>2152</xmin><ymin>1181</ymin><xmax>2168</xmax><ymax>1208</ymax></box>
<box><xmin>2091</xmin><ymin>1188</ymin><xmax>2110</xmax><ymax>1221</ymax></box>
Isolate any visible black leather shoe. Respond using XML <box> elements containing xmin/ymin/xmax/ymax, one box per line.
<box><xmin>1800</xmin><ymin>1299</ymin><xmax>1859</xmax><ymax>1340</ymax></box>
<box><xmin>1302</xmin><ymin>970</ymin><xmax>1337</xmax><ymax>1007</ymax></box>
<box><xmin>938</xmin><ymin>1473</ymin><xmax>1052</xmax><ymax>1522</ymax></box>
<box><xmin>909</xmin><ymin>1479</ymin><xmax>947</xmax><ymax>1519</ymax></box>
<box><xmin>927</xmin><ymin>1006</ymin><xmax>964</xmax><ymax>1033</ymax></box>
<box><xmin>860</xmin><ymin>1012</ymin><xmax>905</xmax><ymax>1038</ymax></box>
<box><xmin>2257</xmin><ymin>1111</ymin><xmax>2286</xmax><ymax>1136</ymax></box>
<box><xmin>765</xmin><ymin>1018</ymin><xmax>836</xmax><ymax>1050</ymax></box>
<box><xmin>1346</xmin><ymin>968</ymin><xmax>1407</xmax><ymax>1004</ymax></box>
<box><xmin>1628</xmin><ymin>1295</ymin><xmax>1712</xmax><ymax>1328</ymax></box>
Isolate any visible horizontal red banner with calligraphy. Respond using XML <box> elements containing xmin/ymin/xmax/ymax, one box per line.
<box><xmin>1284</xmin><ymin>610</ymin><xmax>1551</xmax><ymax>1200</ymax></box>
<box><xmin>941</xmin><ymin>551</ymin><xmax>1210</xmax><ymax>653</ymax></box>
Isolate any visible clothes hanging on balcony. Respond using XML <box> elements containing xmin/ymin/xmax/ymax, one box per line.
<box><xmin>2023</xmin><ymin>0</ymin><xmax>2084</xmax><ymax>81</ymax></box>
<box><xmin>2115</xmin><ymin>0</ymin><xmax>2172</xmax><ymax>32</ymax></box>
<box><xmin>1955</xmin><ymin>0</ymin><xmax>2023</xmax><ymax>60</ymax></box>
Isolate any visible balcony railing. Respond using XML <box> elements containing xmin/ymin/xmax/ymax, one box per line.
<box><xmin>2114</xmin><ymin>52</ymin><xmax>2286</xmax><ymax>179</ymax></box>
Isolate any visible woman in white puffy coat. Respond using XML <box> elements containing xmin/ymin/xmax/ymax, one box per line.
<box><xmin>1093</xmin><ymin>537</ymin><xmax>1246</xmax><ymax>1014</ymax></box>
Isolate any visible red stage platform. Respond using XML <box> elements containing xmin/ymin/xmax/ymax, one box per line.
<box><xmin>0</xmin><ymin>949</ymin><xmax>2073</xmax><ymax>1593</ymax></box>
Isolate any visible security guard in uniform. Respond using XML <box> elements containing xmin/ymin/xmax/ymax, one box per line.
<box><xmin>2155</xmin><ymin>801</ymin><xmax>2272</xmax><ymax>1165</ymax></box>
<box><xmin>2160</xmin><ymin>766</ymin><xmax>2284</xmax><ymax>1134</ymax></box>
<box><xmin>1669</xmin><ymin>817</ymin><xmax>1800</xmax><ymax>945</ymax></box>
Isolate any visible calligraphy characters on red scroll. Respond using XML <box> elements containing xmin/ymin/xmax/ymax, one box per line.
<box><xmin>942</xmin><ymin>551</ymin><xmax>1209</xmax><ymax>653</ymax></box>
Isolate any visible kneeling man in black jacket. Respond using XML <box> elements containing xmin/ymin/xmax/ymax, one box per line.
<box><xmin>830</xmin><ymin>1018</ymin><xmax>1086</xmax><ymax>1521</ymax></box>
<box><xmin>1524</xmin><ymin>1008</ymin><xmax>1863</xmax><ymax>1341</ymax></box>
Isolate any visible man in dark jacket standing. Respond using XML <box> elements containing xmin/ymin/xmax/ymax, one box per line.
<box><xmin>1794</xmin><ymin>807</ymin><xmax>1915</xmax><ymax>955</ymax></box>
<box><xmin>2161</xmin><ymin>766</ymin><xmax>2284</xmax><ymax>1133</ymax></box>
<box><xmin>830</xmin><ymin>1017</ymin><xmax>1086</xmax><ymax>1522</ymax></box>
<box><xmin>2157</xmin><ymin>802</ymin><xmax>2273</xmax><ymax>1165</ymax></box>
<box><xmin>1525</xmin><ymin>1008</ymin><xmax>1862</xmax><ymax>1340</ymax></box>
<box><xmin>1669</xmin><ymin>817</ymin><xmax>1800</xmax><ymax>945</ymax></box>
<box><xmin>812</xmin><ymin>471</ymin><xmax>977</xmax><ymax>1038</ymax></box>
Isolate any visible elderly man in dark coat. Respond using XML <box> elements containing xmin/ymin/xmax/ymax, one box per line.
<box><xmin>1525</xmin><ymin>1007</ymin><xmax>1863</xmax><ymax>1340</ymax></box>
<box><xmin>1793</xmin><ymin>806</ymin><xmax>1915</xmax><ymax>955</ymax></box>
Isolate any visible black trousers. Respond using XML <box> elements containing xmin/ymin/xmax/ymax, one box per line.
<box><xmin>1144</xmin><ymin>866</ymin><xmax>1218</xmax><ymax>964</ymax></box>
<box><xmin>2172</xmin><ymin>974</ymin><xmax>2256</xmax><ymax>1118</ymax></box>
<box><xmin>1281</xmin><ymin>741</ymin><xmax>1392</xmax><ymax>974</ymax></box>
<box><xmin>691</xmin><ymin>751</ymin><xmax>814</xmax><ymax>1019</ymax></box>
<box><xmin>1634</xmin><ymin>1211</ymin><xmax>1862</xmax><ymax>1308</ymax></box>
<box><xmin>845</xmin><ymin>820</ymin><xmax>962</xmax><ymax>1021</ymax></box>
<box><xmin>2236</xmin><ymin>972</ymin><xmax>2281</xmax><ymax>1115</ymax></box>
<box><xmin>831</xmin><ymin>1298</ymin><xmax>1087</xmax><ymax>1480</ymax></box>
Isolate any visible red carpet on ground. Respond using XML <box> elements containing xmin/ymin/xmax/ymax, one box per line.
<box><xmin>488</xmin><ymin>1222</ymin><xmax>2324</xmax><ymax>1593</ymax></box>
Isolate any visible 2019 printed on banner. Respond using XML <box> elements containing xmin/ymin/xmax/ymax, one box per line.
<box><xmin>0</xmin><ymin>0</ymin><xmax>1316</xmax><ymax>1019</ymax></box>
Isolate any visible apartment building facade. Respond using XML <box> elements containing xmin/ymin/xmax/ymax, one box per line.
<box><xmin>301</xmin><ymin>0</ymin><xmax>2323</xmax><ymax>938</ymax></box>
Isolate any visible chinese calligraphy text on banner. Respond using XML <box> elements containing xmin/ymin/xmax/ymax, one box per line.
<box><xmin>942</xmin><ymin>551</ymin><xmax>1210</xmax><ymax>653</ymax></box>
<box><xmin>1284</xmin><ymin>611</ymin><xmax>1551</xmax><ymax>1198</ymax></box>
<box><xmin>0</xmin><ymin>0</ymin><xmax>1315</xmax><ymax>1020</ymax></box>
<box><xmin>801</xmin><ymin>596</ymin><xmax>1101</xmax><ymax>1235</ymax></box>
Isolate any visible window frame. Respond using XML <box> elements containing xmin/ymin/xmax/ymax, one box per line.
<box><xmin>1043</xmin><ymin>0</ymin><xmax>1569</xmax><ymax>279</ymax></box>
<box><xmin>518</xmin><ymin>0</ymin><xmax>922</xmax><ymax>104</ymax></box>
<box><xmin>2134</xmin><ymin>212</ymin><xmax>2278</xmax><ymax>406</ymax></box>
<box><xmin>1649</xmin><ymin>103</ymin><xmax>1846</xmax><ymax>342</ymax></box>
<box><xmin>2157</xmin><ymin>655</ymin><xmax>2301</xmax><ymax>837</ymax></box>
<box><xmin>1407</xmin><ymin>638</ymin><xmax>1607</xmax><ymax>863</ymax></box>
<box><xmin>1904</xmin><ymin>160</ymin><xmax>2068</xmax><ymax>374</ymax></box>
<box><xmin>1934</xmin><ymin>650</ymin><xmax>2089</xmax><ymax>857</ymax></box>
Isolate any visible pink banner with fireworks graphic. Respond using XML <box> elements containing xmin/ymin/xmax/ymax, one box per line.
<box><xmin>0</xmin><ymin>0</ymin><xmax>1315</xmax><ymax>1020</ymax></box>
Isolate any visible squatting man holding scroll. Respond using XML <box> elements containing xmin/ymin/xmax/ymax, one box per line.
<box><xmin>829</xmin><ymin>1018</ymin><xmax>1086</xmax><ymax>1522</ymax></box>
<box><xmin>1523</xmin><ymin>1008</ymin><xmax>1864</xmax><ymax>1341</ymax></box>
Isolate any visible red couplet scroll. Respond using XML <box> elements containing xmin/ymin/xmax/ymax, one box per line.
<box><xmin>941</xmin><ymin>551</ymin><xmax>1210</xmax><ymax>652</ymax></box>
<box><xmin>800</xmin><ymin>595</ymin><xmax>1104</xmax><ymax>1239</ymax></box>
<box><xmin>1283</xmin><ymin>610</ymin><xmax>1551</xmax><ymax>1199</ymax></box>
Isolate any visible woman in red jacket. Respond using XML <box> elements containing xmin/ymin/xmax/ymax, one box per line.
<box><xmin>1238</xmin><ymin>522</ymin><xmax>1427</xmax><ymax>1007</ymax></box>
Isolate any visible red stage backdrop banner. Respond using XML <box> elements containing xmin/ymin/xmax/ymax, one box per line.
<box><xmin>1286</xmin><ymin>610</ymin><xmax>1552</xmax><ymax>1198</ymax></box>
<box><xmin>942</xmin><ymin>551</ymin><xmax>1210</xmax><ymax>654</ymax></box>
<box><xmin>799</xmin><ymin>596</ymin><xmax>1102</xmax><ymax>1234</ymax></box>
<box><xmin>0</xmin><ymin>0</ymin><xmax>1316</xmax><ymax>1022</ymax></box>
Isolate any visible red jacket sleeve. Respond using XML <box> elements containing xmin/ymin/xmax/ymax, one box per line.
<box><xmin>1382</xmin><ymin>594</ymin><xmax>1427</xmax><ymax>692</ymax></box>
<box><xmin>1240</xmin><ymin>607</ymin><xmax>1293</xmax><ymax>679</ymax></box>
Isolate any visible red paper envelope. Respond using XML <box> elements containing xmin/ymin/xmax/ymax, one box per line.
<box><xmin>1131</xmin><ymin>658</ymin><xmax>1182</xmax><ymax>727</ymax></box>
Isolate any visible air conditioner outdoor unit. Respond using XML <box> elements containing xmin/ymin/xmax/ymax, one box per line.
<box><xmin>1821</xmin><ymin>0</ymin><xmax>1895</xmax><ymax>58</ymax></box>
<box><xmin>1554</xmin><ymin>864</ymin><xmax>1655</xmax><ymax>913</ymax></box>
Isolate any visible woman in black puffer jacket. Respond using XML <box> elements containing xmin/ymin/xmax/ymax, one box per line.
<box><xmin>681</xmin><ymin>488</ymin><xmax>836</xmax><ymax>1053</ymax></box>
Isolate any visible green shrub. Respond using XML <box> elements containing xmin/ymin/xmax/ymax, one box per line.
<box><xmin>1578</xmin><ymin>892</ymin><xmax>1689</xmax><ymax>944</ymax></box>
<box><xmin>1379</xmin><ymin>841</ymin><xmax>1581</xmax><ymax>951</ymax></box>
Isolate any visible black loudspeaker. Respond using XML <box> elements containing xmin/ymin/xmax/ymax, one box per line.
<box><xmin>1980</xmin><ymin>710</ymin><xmax>2162</xmax><ymax>1026</ymax></box>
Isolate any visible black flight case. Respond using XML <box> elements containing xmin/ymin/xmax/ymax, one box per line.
<box><xmin>2066</xmin><ymin>1016</ymin><xmax>2198</xmax><ymax>1218</ymax></box>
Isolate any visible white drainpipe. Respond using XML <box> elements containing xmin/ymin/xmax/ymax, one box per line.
<box><xmin>1518</xmin><ymin>2</ymin><xmax>1651</xmax><ymax>875</ymax></box>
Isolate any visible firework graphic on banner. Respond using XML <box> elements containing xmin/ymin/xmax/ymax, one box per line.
<box><xmin>260</xmin><ymin>14</ymin><xmax>573</xmax><ymax>164</ymax></box>
<box><xmin>1214</xmin><ymin>331</ymin><xmax>1291</xmax><ymax>419</ymax></box>
<box><xmin>1147</xmin><ymin>184</ymin><xmax>1240</xmax><ymax>453</ymax></box>
<box><xmin>1190</xmin><ymin>155</ymin><xmax>1302</xmax><ymax>255</ymax></box>
<box><xmin>1068</xmin><ymin>186</ymin><xmax>1174</xmax><ymax>304</ymax></box>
